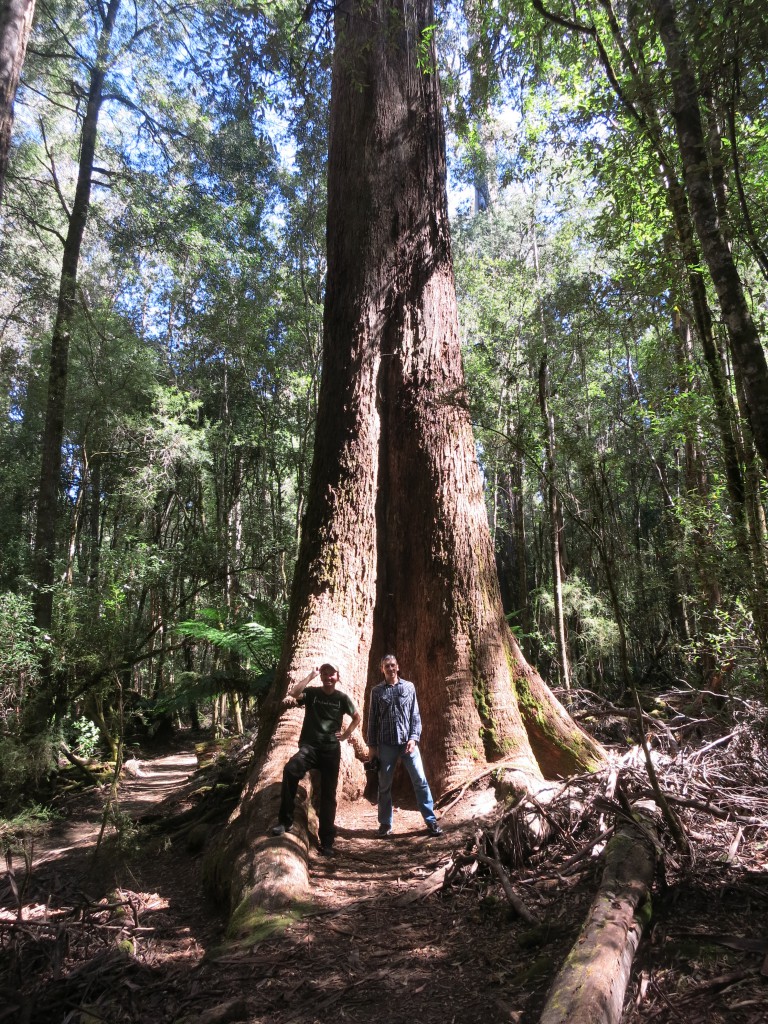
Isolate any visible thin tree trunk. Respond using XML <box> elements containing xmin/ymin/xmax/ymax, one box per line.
<box><xmin>496</xmin><ymin>464</ymin><xmax>531</xmax><ymax>648</ymax></box>
<box><xmin>659</xmin><ymin>180</ymin><xmax>746</xmax><ymax>521</ymax></box>
<box><xmin>560</xmin><ymin>0</ymin><xmax>748</xmax><ymax>515</ymax></box>
<box><xmin>230</xmin><ymin>692</ymin><xmax>244</xmax><ymax>736</ymax></box>
<box><xmin>725</xmin><ymin>89</ymin><xmax>768</xmax><ymax>282</ymax></box>
<box><xmin>536</xmin><ymin>220</ymin><xmax>573</xmax><ymax>692</ymax></box>
<box><xmin>88</xmin><ymin>455</ymin><xmax>101</xmax><ymax>586</ymax></box>
<box><xmin>533</xmin><ymin>221</ymin><xmax>569</xmax><ymax>694</ymax></box>
<box><xmin>27</xmin><ymin>0</ymin><xmax>121</xmax><ymax>734</ymax></box>
<box><xmin>0</xmin><ymin>0</ymin><xmax>35</xmax><ymax>204</ymax></box>
<box><xmin>733</xmin><ymin>374</ymin><xmax>768</xmax><ymax>682</ymax></box>
<box><xmin>539</xmin><ymin>351</ymin><xmax>570</xmax><ymax>694</ymax></box>
<box><xmin>653</xmin><ymin>0</ymin><xmax>768</xmax><ymax>473</ymax></box>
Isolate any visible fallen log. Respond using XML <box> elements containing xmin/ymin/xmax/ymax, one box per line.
<box><xmin>539</xmin><ymin>801</ymin><xmax>659</xmax><ymax>1024</ymax></box>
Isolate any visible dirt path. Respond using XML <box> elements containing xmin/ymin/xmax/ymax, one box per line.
<box><xmin>29</xmin><ymin>750</ymin><xmax>199</xmax><ymax>867</ymax></box>
<box><xmin>3</xmin><ymin>747</ymin><xmax>548</xmax><ymax>1024</ymax></box>
<box><xmin>202</xmin><ymin>787</ymin><xmax>529</xmax><ymax>1024</ymax></box>
<box><xmin>6</xmin><ymin>741</ymin><xmax>768</xmax><ymax>1024</ymax></box>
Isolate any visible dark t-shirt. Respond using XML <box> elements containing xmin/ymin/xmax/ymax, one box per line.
<box><xmin>298</xmin><ymin>686</ymin><xmax>357</xmax><ymax>748</ymax></box>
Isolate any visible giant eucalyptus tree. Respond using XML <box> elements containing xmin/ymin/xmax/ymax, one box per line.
<box><xmin>211</xmin><ymin>0</ymin><xmax>604</xmax><ymax>927</ymax></box>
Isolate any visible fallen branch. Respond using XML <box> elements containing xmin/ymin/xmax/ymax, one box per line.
<box><xmin>394</xmin><ymin>859</ymin><xmax>454</xmax><ymax>906</ymax></box>
<box><xmin>644</xmin><ymin>968</ymin><xmax>759</xmax><ymax>1018</ymax></box>
<box><xmin>689</xmin><ymin>732</ymin><xmax>736</xmax><ymax>759</ymax></box>
<box><xmin>0</xmin><ymin>920</ymin><xmax>156</xmax><ymax>934</ymax></box>
<box><xmin>435</xmin><ymin>754</ymin><xmax>531</xmax><ymax>814</ymax></box>
<box><xmin>59</xmin><ymin>743</ymin><xmax>104</xmax><ymax>788</ymax></box>
<box><xmin>552</xmin><ymin>825</ymin><xmax>616</xmax><ymax>876</ymax></box>
<box><xmin>630</xmin><ymin>684</ymin><xmax>689</xmax><ymax>855</ymax></box>
<box><xmin>475</xmin><ymin>853</ymin><xmax>538</xmax><ymax>924</ymax></box>
<box><xmin>639</xmin><ymin>790</ymin><xmax>768</xmax><ymax>826</ymax></box>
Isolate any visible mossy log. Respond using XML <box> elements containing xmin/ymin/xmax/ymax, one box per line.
<box><xmin>539</xmin><ymin>801</ymin><xmax>658</xmax><ymax>1024</ymax></box>
<box><xmin>203</xmin><ymin>758</ymin><xmax>314</xmax><ymax>937</ymax></box>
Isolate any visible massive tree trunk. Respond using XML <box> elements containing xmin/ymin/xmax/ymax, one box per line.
<box><xmin>213</xmin><ymin>0</ymin><xmax>604</xmax><ymax>932</ymax></box>
<box><xmin>0</xmin><ymin>0</ymin><xmax>35</xmax><ymax>204</ymax></box>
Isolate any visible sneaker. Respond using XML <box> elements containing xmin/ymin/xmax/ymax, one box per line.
<box><xmin>271</xmin><ymin>823</ymin><xmax>289</xmax><ymax>836</ymax></box>
<box><xmin>377</xmin><ymin>824</ymin><xmax>393</xmax><ymax>837</ymax></box>
<box><xmin>426</xmin><ymin>821</ymin><xmax>443</xmax><ymax>836</ymax></box>
<box><xmin>319</xmin><ymin>844</ymin><xmax>335</xmax><ymax>857</ymax></box>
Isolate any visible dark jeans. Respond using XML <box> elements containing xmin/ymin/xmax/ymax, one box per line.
<box><xmin>278</xmin><ymin>743</ymin><xmax>341</xmax><ymax>847</ymax></box>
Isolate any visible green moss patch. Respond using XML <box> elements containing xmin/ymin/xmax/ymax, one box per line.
<box><xmin>225</xmin><ymin>899</ymin><xmax>315</xmax><ymax>949</ymax></box>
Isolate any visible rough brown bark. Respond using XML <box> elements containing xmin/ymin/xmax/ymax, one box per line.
<box><xmin>0</xmin><ymin>0</ymin><xmax>35</xmax><ymax>204</ymax></box>
<box><xmin>216</xmin><ymin>0</ymin><xmax>604</xmax><ymax>929</ymax></box>
<box><xmin>539</xmin><ymin>803</ymin><xmax>658</xmax><ymax>1024</ymax></box>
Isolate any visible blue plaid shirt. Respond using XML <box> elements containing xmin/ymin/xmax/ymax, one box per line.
<box><xmin>368</xmin><ymin>678</ymin><xmax>422</xmax><ymax>746</ymax></box>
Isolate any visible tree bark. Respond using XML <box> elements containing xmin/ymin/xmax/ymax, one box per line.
<box><xmin>214</xmin><ymin>0</ymin><xmax>604</xmax><ymax>931</ymax></box>
<box><xmin>653</xmin><ymin>0</ymin><xmax>768</xmax><ymax>474</ymax></box>
<box><xmin>539</xmin><ymin>802</ymin><xmax>658</xmax><ymax>1024</ymax></box>
<box><xmin>0</xmin><ymin>0</ymin><xmax>35</xmax><ymax>204</ymax></box>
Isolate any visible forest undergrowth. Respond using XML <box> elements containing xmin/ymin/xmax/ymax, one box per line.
<box><xmin>1</xmin><ymin>690</ymin><xmax>768</xmax><ymax>1024</ymax></box>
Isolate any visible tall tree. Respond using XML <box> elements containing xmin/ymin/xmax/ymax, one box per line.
<box><xmin>213</xmin><ymin>0</ymin><xmax>603</xmax><ymax>927</ymax></box>
<box><xmin>651</xmin><ymin>0</ymin><xmax>768</xmax><ymax>474</ymax></box>
<box><xmin>31</xmin><ymin>0</ymin><xmax>121</xmax><ymax>644</ymax></box>
<box><xmin>0</xmin><ymin>0</ymin><xmax>35</xmax><ymax>203</ymax></box>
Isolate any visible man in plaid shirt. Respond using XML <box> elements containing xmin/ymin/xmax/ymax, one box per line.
<box><xmin>367</xmin><ymin>654</ymin><xmax>443</xmax><ymax>838</ymax></box>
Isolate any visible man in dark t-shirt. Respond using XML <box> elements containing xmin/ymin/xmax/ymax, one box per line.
<box><xmin>271</xmin><ymin>662</ymin><xmax>360</xmax><ymax>855</ymax></box>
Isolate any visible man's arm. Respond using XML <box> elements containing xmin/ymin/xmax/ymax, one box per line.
<box><xmin>406</xmin><ymin>685</ymin><xmax>422</xmax><ymax>753</ymax></box>
<box><xmin>288</xmin><ymin>667</ymin><xmax>319</xmax><ymax>699</ymax></box>
<box><xmin>367</xmin><ymin>686</ymin><xmax>379</xmax><ymax>753</ymax></box>
<box><xmin>337</xmin><ymin>710</ymin><xmax>361</xmax><ymax>742</ymax></box>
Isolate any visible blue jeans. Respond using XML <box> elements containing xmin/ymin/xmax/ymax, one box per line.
<box><xmin>377</xmin><ymin>742</ymin><xmax>437</xmax><ymax>828</ymax></box>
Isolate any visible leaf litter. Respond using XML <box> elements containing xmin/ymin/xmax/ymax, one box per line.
<box><xmin>1</xmin><ymin>692</ymin><xmax>767</xmax><ymax>1023</ymax></box>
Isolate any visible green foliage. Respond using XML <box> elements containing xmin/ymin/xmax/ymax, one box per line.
<box><xmin>176</xmin><ymin>608</ymin><xmax>284</xmax><ymax>673</ymax></box>
<box><xmin>0</xmin><ymin>593</ymin><xmax>49</xmax><ymax>730</ymax></box>
<box><xmin>683</xmin><ymin>601</ymin><xmax>765</xmax><ymax>695</ymax></box>
<box><xmin>101</xmin><ymin>808</ymin><xmax>145</xmax><ymax>859</ymax></box>
<box><xmin>158</xmin><ymin>669</ymin><xmax>273</xmax><ymax>719</ymax></box>
<box><xmin>450</xmin><ymin>0</ymin><xmax>768</xmax><ymax>695</ymax></box>
<box><xmin>534</xmin><ymin>578</ymin><xmax>620</xmax><ymax>681</ymax></box>
<box><xmin>67</xmin><ymin>717</ymin><xmax>102</xmax><ymax>759</ymax></box>
<box><xmin>0</xmin><ymin>736</ymin><xmax>58</xmax><ymax>812</ymax></box>
<box><xmin>0</xmin><ymin>0</ymin><xmax>326</xmax><ymax>751</ymax></box>
<box><xmin>417</xmin><ymin>23</ymin><xmax>439</xmax><ymax>75</ymax></box>
<box><xmin>1</xmin><ymin>0</ymin><xmax>766</xmax><ymax>755</ymax></box>
<box><xmin>0</xmin><ymin>804</ymin><xmax>58</xmax><ymax>853</ymax></box>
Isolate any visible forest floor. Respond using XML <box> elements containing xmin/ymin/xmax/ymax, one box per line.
<box><xmin>2</xmin><ymin>708</ymin><xmax>768</xmax><ymax>1024</ymax></box>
